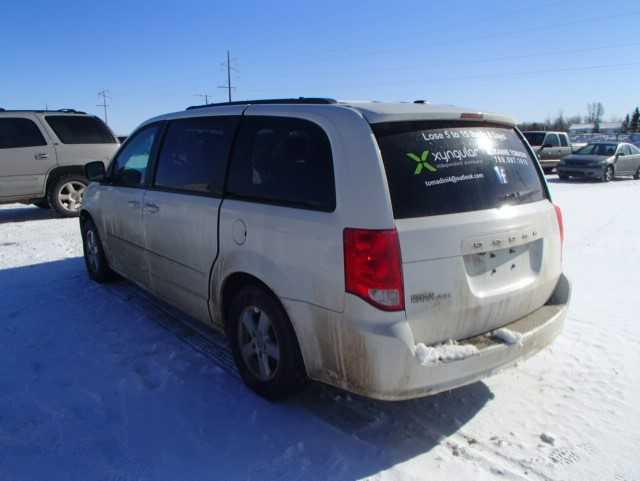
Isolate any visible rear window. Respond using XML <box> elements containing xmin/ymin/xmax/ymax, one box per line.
<box><xmin>523</xmin><ymin>132</ymin><xmax>545</xmax><ymax>146</ymax></box>
<box><xmin>373</xmin><ymin>121</ymin><xmax>546</xmax><ymax>219</ymax></box>
<box><xmin>45</xmin><ymin>115</ymin><xmax>116</xmax><ymax>144</ymax></box>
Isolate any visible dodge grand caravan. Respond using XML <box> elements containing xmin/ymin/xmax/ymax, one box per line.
<box><xmin>80</xmin><ymin>98</ymin><xmax>570</xmax><ymax>400</ymax></box>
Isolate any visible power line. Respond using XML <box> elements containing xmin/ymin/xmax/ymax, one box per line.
<box><xmin>97</xmin><ymin>89</ymin><xmax>110</xmax><ymax>125</ymax></box>
<box><xmin>194</xmin><ymin>93</ymin><xmax>213</xmax><ymax>104</ymax></box>
<box><xmin>289</xmin><ymin>10</ymin><xmax>640</xmax><ymax>63</ymax></box>
<box><xmin>218</xmin><ymin>50</ymin><xmax>237</xmax><ymax>102</ymax></box>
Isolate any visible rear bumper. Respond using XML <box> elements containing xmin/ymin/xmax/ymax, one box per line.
<box><xmin>309</xmin><ymin>274</ymin><xmax>571</xmax><ymax>401</ymax></box>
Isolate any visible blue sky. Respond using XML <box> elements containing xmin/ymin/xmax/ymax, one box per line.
<box><xmin>2</xmin><ymin>0</ymin><xmax>639</xmax><ymax>134</ymax></box>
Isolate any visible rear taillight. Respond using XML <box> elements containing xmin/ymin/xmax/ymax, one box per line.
<box><xmin>554</xmin><ymin>204</ymin><xmax>564</xmax><ymax>246</ymax></box>
<box><xmin>343</xmin><ymin>228</ymin><xmax>405</xmax><ymax>311</ymax></box>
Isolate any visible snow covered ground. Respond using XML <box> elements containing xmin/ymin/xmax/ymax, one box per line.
<box><xmin>1</xmin><ymin>177</ymin><xmax>639</xmax><ymax>481</ymax></box>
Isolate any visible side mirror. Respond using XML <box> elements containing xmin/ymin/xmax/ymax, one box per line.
<box><xmin>85</xmin><ymin>161</ymin><xmax>106</xmax><ymax>182</ymax></box>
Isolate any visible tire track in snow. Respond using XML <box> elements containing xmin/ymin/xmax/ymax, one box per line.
<box><xmin>102</xmin><ymin>282</ymin><xmax>239</xmax><ymax>378</ymax></box>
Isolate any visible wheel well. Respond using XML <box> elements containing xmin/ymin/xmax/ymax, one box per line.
<box><xmin>221</xmin><ymin>273</ymin><xmax>279</xmax><ymax>324</ymax></box>
<box><xmin>220</xmin><ymin>272</ymin><xmax>307</xmax><ymax>373</ymax></box>
<box><xmin>79</xmin><ymin>209</ymin><xmax>91</xmax><ymax>228</ymax></box>
<box><xmin>45</xmin><ymin>166</ymin><xmax>86</xmax><ymax>194</ymax></box>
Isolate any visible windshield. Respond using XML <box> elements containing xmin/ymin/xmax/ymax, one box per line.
<box><xmin>523</xmin><ymin>132</ymin><xmax>546</xmax><ymax>146</ymax></box>
<box><xmin>575</xmin><ymin>143</ymin><xmax>618</xmax><ymax>156</ymax></box>
<box><xmin>373</xmin><ymin>121</ymin><xmax>547</xmax><ymax>219</ymax></box>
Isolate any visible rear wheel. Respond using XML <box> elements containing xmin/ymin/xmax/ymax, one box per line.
<box><xmin>226</xmin><ymin>285</ymin><xmax>307</xmax><ymax>400</ymax></box>
<box><xmin>634</xmin><ymin>167</ymin><xmax>640</xmax><ymax>180</ymax></box>
<box><xmin>48</xmin><ymin>175</ymin><xmax>88</xmax><ymax>217</ymax></box>
<box><xmin>602</xmin><ymin>165</ymin><xmax>614</xmax><ymax>183</ymax></box>
<box><xmin>81</xmin><ymin>217</ymin><xmax>114</xmax><ymax>283</ymax></box>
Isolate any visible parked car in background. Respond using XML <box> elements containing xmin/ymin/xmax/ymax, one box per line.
<box><xmin>523</xmin><ymin>131</ymin><xmax>573</xmax><ymax>173</ymax></box>
<box><xmin>80</xmin><ymin>98</ymin><xmax>570</xmax><ymax>401</ymax></box>
<box><xmin>0</xmin><ymin>109</ymin><xmax>119</xmax><ymax>216</ymax></box>
<box><xmin>558</xmin><ymin>142</ymin><xmax>640</xmax><ymax>182</ymax></box>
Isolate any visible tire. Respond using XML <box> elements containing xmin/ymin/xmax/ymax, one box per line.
<box><xmin>33</xmin><ymin>199</ymin><xmax>49</xmax><ymax>209</ymax></box>
<box><xmin>226</xmin><ymin>285</ymin><xmax>307</xmax><ymax>400</ymax></box>
<box><xmin>48</xmin><ymin>174</ymin><xmax>88</xmax><ymax>217</ymax></box>
<box><xmin>602</xmin><ymin>165</ymin><xmax>614</xmax><ymax>183</ymax></box>
<box><xmin>634</xmin><ymin>167</ymin><xmax>640</xmax><ymax>180</ymax></box>
<box><xmin>81</xmin><ymin>217</ymin><xmax>114</xmax><ymax>283</ymax></box>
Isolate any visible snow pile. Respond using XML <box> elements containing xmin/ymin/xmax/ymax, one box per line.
<box><xmin>492</xmin><ymin>328</ymin><xmax>524</xmax><ymax>347</ymax></box>
<box><xmin>414</xmin><ymin>340</ymin><xmax>479</xmax><ymax>366</ymax></box>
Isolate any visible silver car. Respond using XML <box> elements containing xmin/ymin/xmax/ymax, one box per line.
<box><xmin>558</xmin><ymin>142</ymin><xmax>640</xmax><ymax>182</ymax></box>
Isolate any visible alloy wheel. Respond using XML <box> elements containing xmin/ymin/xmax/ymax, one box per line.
<box><xmin>237</xmin><ymin>306</ymin><xmax>280</xmax><ymax>381</ymax></box>
<box><xmin>85</xmin><ymin>229</ymin><xmax>100</xmax><ymax>273</ymax></box>
<box><xmin>58</xmin><ymin>181</ymin><xmax>87</xmax><ymax>212</ymax></box>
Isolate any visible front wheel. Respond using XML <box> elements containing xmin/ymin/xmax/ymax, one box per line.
<box><xmin>226</xmin><ymin>285</ymin><xmax>307</xmax><ymax>400</ymax></box>
<box><xmin>602</xmin><ymin>166</ymin><xmax>614</xmax><ymax>183</ymax></box>
<box><xmin>81</xmin><ymin>218</ymin><xmax>114</xmax><ymax>283</ymax></box>
<box><xmin>48</xmin><ymin>175</ymin><xmax>88</xmax><ymax>217</ymax></box>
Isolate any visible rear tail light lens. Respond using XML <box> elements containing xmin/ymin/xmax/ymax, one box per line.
<box><xmin>554</xmin><ymin>204</ymin><xmax>564</xmax><ymax>246</ymax></box>
<box><xmin>343</xmin><ymin>228</ymin><xmax>405</xmax><ymax>311</ymax></box>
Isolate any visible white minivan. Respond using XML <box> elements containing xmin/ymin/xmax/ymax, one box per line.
<box><xmin>80</xmin><ymin>98</ymin><xmax>570</xmax><ymax>400</ymax></box>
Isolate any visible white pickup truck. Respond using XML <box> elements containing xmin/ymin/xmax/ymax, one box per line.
<box><xmin>523</xmin><ymin>131</ymin><xmax>572</xmax><ymax>173</ymax></box>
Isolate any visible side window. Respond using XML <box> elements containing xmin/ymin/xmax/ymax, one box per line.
<box><xmin>0</xmin><ymin>118</ymin><xmax>47</xmax><ymax>149</ymax></box>
<box><xmin>110</xmin><ymin>124</ymin><xmax>160</xmax><ymax>187</ymax></box>
<box><xmin>545</xmin><ymin>134</ymin><xmax>560</xmax><ymax>147</ymax></box>
<box><xmin>624</xmin><ymin>145</ymin><xmax>633</xmax><ymax>155</ymax></box>
<box><xmin>226</xmin><ymin>116</ymin><xmax>335</xmax><ymax>211</ymax></box>
<box><xmin>153</xmin><ymin>116</ymin><xmax>237</xmax><ymax>195</ymax></box>
<box><xmin>559</xmin><ymin>134</ymin><xmax>569</xmax><ymax>147</ymax></box>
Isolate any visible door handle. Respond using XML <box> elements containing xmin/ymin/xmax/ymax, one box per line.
<box><xmin>34</xmin><ymin>153</ymin><xmax>49</xmax><ymax>160</ymax></box>
<box><xmin>127</xmin><ymin>200</ymin><xmax>140</xmax><ymax>208</ymax></box>
<box><xmin>144</xmin><ymin>202</ymin><xmax>159</xmax><ymax>214</ymax></box>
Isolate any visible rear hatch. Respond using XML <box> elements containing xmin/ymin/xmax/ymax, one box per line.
<box><xmin>373</xmin><ymin>120</ymin><xmax>563</xmax><ymax>345</ymax></box>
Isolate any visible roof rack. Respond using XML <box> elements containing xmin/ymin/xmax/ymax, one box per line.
<box><xmin>186</xmin><ymin>97</ymin><xmax>337</xmax><ymax>110</ymax></box>
<box><xmin>0</xmin><ymin>108</ymin><xmax>86</xmax><ymax>114</ymax></box>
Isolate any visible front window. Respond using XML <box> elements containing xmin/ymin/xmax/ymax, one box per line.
<box><xmin>373</xmin><ymin>121</ymin><xmax>546</xmax><ymax>219</ymax></box>
<box><xmin>111</xmin><ymin>125</ymin><xmax>159</xmax><ymax>187</ymax></box>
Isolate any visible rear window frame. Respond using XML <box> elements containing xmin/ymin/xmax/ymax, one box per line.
<box><xmin>370</xmin><ymin>119</ymin><xmax>550</xmax><ymax>219</ymax></box>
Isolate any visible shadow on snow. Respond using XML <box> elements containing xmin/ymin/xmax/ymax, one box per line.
<box><xmin>0</xmin><ymin>258</ymin><xmax>493</xmax><ymax>481</ymax></box>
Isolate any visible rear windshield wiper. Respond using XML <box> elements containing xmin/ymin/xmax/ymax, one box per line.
<box><xmin>501</xmin><ymin>188</ymin><xmax>540</xmax><ymax>202</ymax></box>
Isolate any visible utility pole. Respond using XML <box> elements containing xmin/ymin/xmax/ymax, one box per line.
<box><xmin>97</xmin><ymin>89</ymin><xmax>110</xmax><ymax>125</ymax></box>
<box><xmin>194</xmin><ymin>93</ymin><xmax>213</xmax><ymax>104</ymax></box>
<box><xmin>218</xmin><ymin>50</ymin><xmax>237</xmax><ymax>102</ymax></box>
